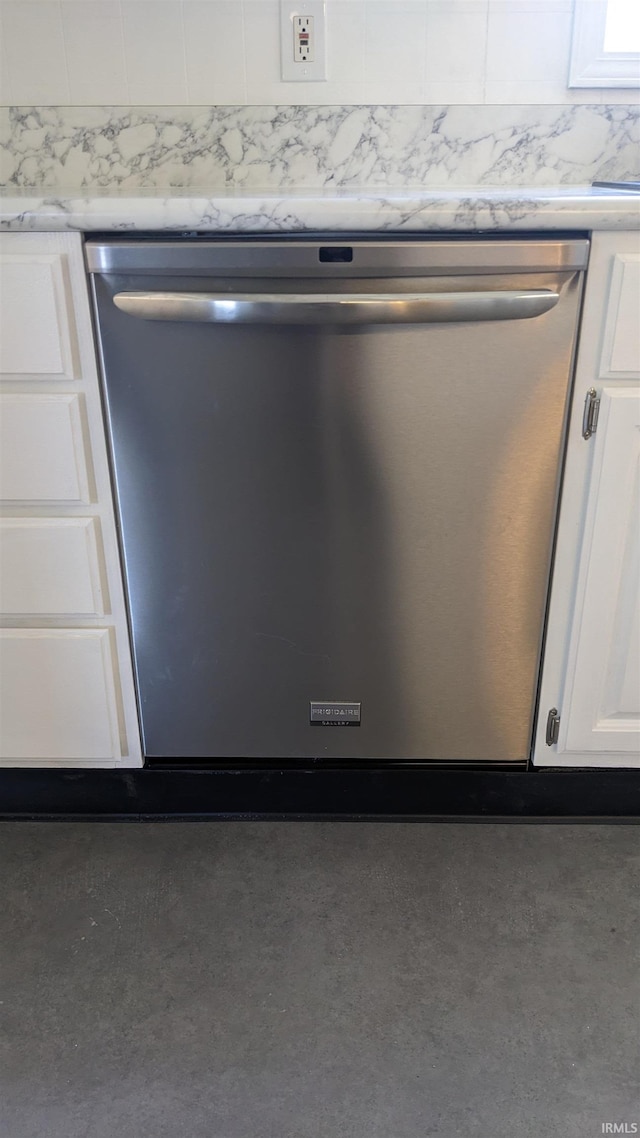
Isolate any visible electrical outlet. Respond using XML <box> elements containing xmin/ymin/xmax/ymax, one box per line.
<box><xmin>294</xmin><ymin>16</ymin><xmax>314</xmax><ymax>63</ymax></box>
<box><xmin>280</xmin><ymin>1</ymin><xmax>327</xmax><ymax>82</ymax></box>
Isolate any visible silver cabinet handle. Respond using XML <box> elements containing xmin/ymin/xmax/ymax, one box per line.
<box><xmin>113</xmin><ymin>289</ymin><xmax>560</xmax><ymax>325</ymax></box>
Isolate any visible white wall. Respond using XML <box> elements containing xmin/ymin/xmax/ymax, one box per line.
<box><xmin>1</xmin><ymin>0</ymin><xmax>637</xmax><ymax>108</ymax></box>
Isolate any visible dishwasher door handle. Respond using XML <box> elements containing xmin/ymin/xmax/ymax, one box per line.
<box><xmin>113</xmin><ymin>289</ymin><xmax>560</xmax><ymax>325</ymax></box>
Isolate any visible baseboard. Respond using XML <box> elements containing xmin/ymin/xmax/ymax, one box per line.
<box><xmin>0</xmin><ymin>765</ymin><xmax>639</xmax><ymax>820</ymax></box>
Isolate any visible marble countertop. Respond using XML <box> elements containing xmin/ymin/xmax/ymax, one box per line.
<box><xmin>1</xmin><ymin>185</ymin><xmax>639</xmax><ymax>233</ymax></box>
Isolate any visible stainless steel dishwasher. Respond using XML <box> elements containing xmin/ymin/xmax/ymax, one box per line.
<box><xmin>87</xmin><ymin>236</ymin><xmax>588</xmax><ymax>762</ymax></box>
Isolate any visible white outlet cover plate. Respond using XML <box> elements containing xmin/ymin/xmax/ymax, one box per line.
<box><xmin>280</xmin><ymin>0</ymin><xmax>327</xmax><ymax>81</ymax></box>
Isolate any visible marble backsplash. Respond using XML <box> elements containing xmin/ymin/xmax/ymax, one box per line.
<box><xmin>1</xmin><ymin>104</ymin><xmax>639</xmax><ymax>191</ymax></box>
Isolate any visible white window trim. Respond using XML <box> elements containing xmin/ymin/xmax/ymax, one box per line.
<box><xmin>569</xmin><ymin>0</ymin><xmax>640</xmax><ymax>87</ymax></box>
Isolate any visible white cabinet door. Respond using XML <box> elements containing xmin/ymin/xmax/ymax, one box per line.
<box><xmin>0</xmin><ymin>231</ymin><xmax>142</xmax><ymax>767</ymax></box>
<box><xmin>558</xmin><ymin>388</ymin><xmax>640</xmax><ymax>759</ymax></box>
<box><xmin>0</xmin><ymin>253</ymin><xmax>79</xmax><ymax>379</ymax></box>
<box><xmin>0</xmin><ymin>518</ymin><xmax>106</xmax><ymax>616</ymax></box>
<box><xmin>0</xmin><ymin>629</ymin><xmax>122</xmax><ymax>761</ymax></box>
<box><xmin>599</xmin><ymin>251</ymin><xmax>640</xmax><ymax>377</ymax></box>
<box><xmin>0</xmin><ymin>393</ymin><xmax>92</xmax><ymax>502</ymax></box>
<box><xmin>534</xmin><ymin>231</ymin><xmax>640</xmax><ymax>768</ymax></box>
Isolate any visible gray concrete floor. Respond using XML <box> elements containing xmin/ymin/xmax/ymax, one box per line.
<box><xmin>0</xmin><ymin>823</ymin><xmax>638</xmax><ymax>1138</ymax></box>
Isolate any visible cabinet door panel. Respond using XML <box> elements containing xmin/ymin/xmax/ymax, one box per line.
<box><xmin>561</xmin><ymin>388</ymin><xmax>640</xmax><ymax>755</ymax></box>
<box><xmin>0</xmin><ymin>253</ymin><xmax>78</xmax><ymax>379</ymax></box>
<box><xmin>0</xmin><ymin>629</ymin><xmax>121</xmax><ymax>760</ymax></box>
<box><xmin>600</xmin><ymin>253</ymin><xmax>640</xmax><ymax>377</ymax></box>
<box><xmin>0</xmin><ymin>518</ymin><xmax>106</xmax><ymax>615</ymax></box>
<box><xmin>0</xmin><ymin>394</ymin><xmax>91</xmax><ymax>502</ymax></box>
<box><xmin>0</xmin><ymin>232</ymin><xmax>141</xmax><ymax>768</ymax></box>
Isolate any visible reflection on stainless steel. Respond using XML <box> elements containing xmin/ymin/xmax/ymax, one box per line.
<box><xmin>89</xmin><ymin>238</ymin><xmax>587</xmax><ymax>762</ymax></box>
<box><xmin>480</xmin><ymin>362</ymin><xmax>565</xmax><ymax>756</ymax></box>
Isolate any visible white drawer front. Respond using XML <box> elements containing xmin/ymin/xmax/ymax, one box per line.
<box><xmin>0</xmin><ymin>629</ymin><xmax>122</xmax><ymax>760</ymax></box>
<box><xmin>600</xmin><ymin>252</ymin><xmax>640</xmax><ymax>378</ymax></box>
<box><xmin>0</xmin><ymin>518</ymin><xmax>106</xmax><ymax>615</ymax></box>
<box><xmin>0</xmin><ymin>394</ymin><xmax>91</xmax><ymax>502</ymax></box>
<box><xmin>0</xmin><ymin>253</ymin><xmax>78</xmax><ymax>379</ymax></box>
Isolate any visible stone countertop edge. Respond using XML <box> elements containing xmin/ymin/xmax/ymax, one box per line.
<box><xmin>0</xmin><ymin>186</ymin><xmax>639</xmax><ymax>232</ymax></box>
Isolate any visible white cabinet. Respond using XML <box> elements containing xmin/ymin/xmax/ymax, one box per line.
<box><xmin>0</xmin><ymin>233</ymin><xmax>141</xmax><ymax>767</ymax></box>
<box><xmin>0</xmin><ymin>252</ymin><xmax>79</xmax><ymax>378</ymax></box>
<box><xmin>534</xmin><ymin>233</ymin><xmax>640</xmax><ymax>768</ymax></box>
<box><xmin>0</xmin><ymin>518</ymin><xmax>105</xmax><ymax>615</ymax></box>
<box><xmin>598</xmin><ymin>252</ymin><xmax>640</xmax><ymax>377</ymax></box>
<box><xmin>0</xmin><ymin>393</ymin><xmax>91</xmax><ymax>502</ymax></box>
<box><xmin>557</xmin><ymin>388</ymin><xmax>640</xmax><ymax>756</ymax></box>
<box><xmin>0</xmin><ymin>630</ymin><xmax>121</xmax><ymax>760</ymax></box>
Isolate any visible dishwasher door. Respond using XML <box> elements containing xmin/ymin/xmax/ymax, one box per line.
<box><xmin>88</xmin><ymin>238</ymin><xmax>588</xmax><ymax>762</ymax></box>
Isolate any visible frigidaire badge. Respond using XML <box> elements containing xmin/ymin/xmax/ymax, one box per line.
<box><xmin>310</xmin><ymin>701</ymin><xmax>361</xmax><ymax>726</ymax></box>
